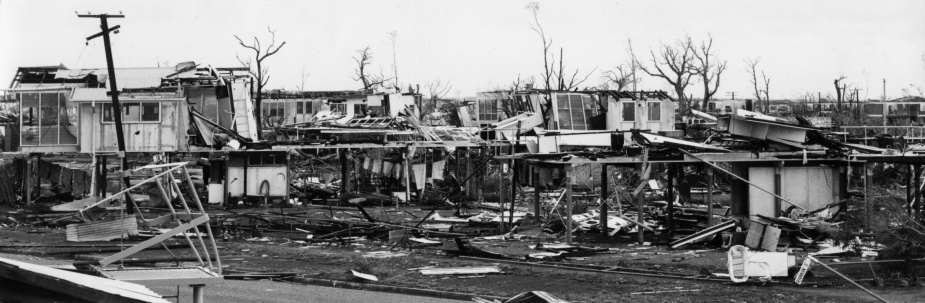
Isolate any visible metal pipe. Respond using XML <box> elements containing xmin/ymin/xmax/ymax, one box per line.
<box><xmin>806</xmin><ymin>256</ymin><xmax>888</xmax><ymax>303</ymax></box>
<box><xmin>155</xmin><ymin>178</ymin><xmax>204</xmax><ymax>266</ymax></box>
<box><xmin>168</xmin><ymin>173</ymin><xmax>213</xmax><ymax>271</ymax></box>
<box><xmin>182</xmin><ymin>166</ymin><xmax>223</xmax><ymax>275</ymax></box>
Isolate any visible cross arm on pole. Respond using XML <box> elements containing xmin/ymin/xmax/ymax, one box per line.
<box><xmin>77</xmin><ymin>14</ymin><xmax>124</xmax><ymax>18</ymax></box>
<box><xmin>86</xmin><ymin>25</ymin><xmax>120</xmax><ymax>41</ymax></box>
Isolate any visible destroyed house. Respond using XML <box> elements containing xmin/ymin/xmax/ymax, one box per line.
<box><xmin>261</xmin><ymin>90</ymin><xmax>422</xmax><ymax>126</ymax></box>
<box><xmin>478</xmin><ymin>90</ymin><xmax>676</xmax><ymax>153</ymax></box>
<box><xmin>5</xmin><ymin>64</ymin><xmax>256</xmax><ymax>153</ymax></box>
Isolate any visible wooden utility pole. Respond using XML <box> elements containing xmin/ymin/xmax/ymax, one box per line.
<box><xmin>80</xmin><ymin>13</ymin><xmax>134</xmax><ymax>211</ymax></box>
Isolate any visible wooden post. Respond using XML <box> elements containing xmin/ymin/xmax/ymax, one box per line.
<box><xmin>666</xmin><ymin>164</ymin><xmax>675</xmax><ymax>232</ymax></box>
<box><xmin>34</xmin><ymin>154</ymin><xmax>41</xmax><ymax>199</ymax></box>
<box><xmin>88</xmin><ymin>155</ymin><xmax>97</xmax><ymax>198</ymax></box>
<box><xmin>533</xmin><ymin>166</ymin><xmax>541</xmax><ymax>222</ymax></box>
<box><xmin>24</xmin><ymin>155</ymin><xmax>32</xmax><ymax>205</ymax></box>
<box><xmin>600</xmin><ymin>164</ymin><xmax>608</xmax><ymax>233</ymax></box>
<box><xmin>404</xmin><ymin>150</ymin><xmax>411</xmax><ymax>203</ymax></box>
<box><xmin>707</xmin><ymin>166</ymin><xmax>714</xmax><ymax>226</ymax></box>
<box><xmin>508</xmin><ymin>158</ymin><xmax>517</xmax><ymax>229</ymax></box>
<box><xmin>509</xmin><ymin>121</ymin><xmax>522</xmax><ymax>228</ymax></box>
<box><xmin>339</xmin><ymin>149</ymin><xmax>351</xmax><ymax>202</ymax></box>
<box><xmin>477</xmin><ymin>147</ymin><xmax>484</xmax><ymax>203</ymax></box>
<box><xmin>916</xmin><ymin>165</ymin><xmax>921</xmax><ymax>215</ymax></box>
<box><xmin>774</xmin><ymin>162</ymin><xmax>783</xmax><ymax>217</ymax></box>
<box><xmin>466</xmin><ymin>148</ymin><xmax>472</xmax><ymax>198</ymax></box>
<box><xmin>908</xmin><ymin>165</ymin><xmax>913</xmax><ymax>215</ymax></box>
<box><xmin>565</xmin><ymin>166</ymin><xmax>573</xmax><ymax>244</ymax></box>
<box><xmin>285</xmin><ymin>152</ymin><xmax>291</xmax><ymax>205</ymax></box>
<box><xmin>100</xmin><ymin>155</ymin><xmax>108</xmax><ymax>197</ymax></box>
<box><xmin>865</xmin><ymin>163</ymin><xmax>872</xmax><ymax>229</ymax></box>
<box><xmin>637</xmin><ymin>163</ymin><xmax>645</xmax><ymax>244</ymax></box>
<box><xmin>453</xmin><ymin>147</ymin><xmax>460</xmax><ymax>198</ymax></box>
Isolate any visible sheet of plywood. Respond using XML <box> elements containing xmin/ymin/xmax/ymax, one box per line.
<box><xmin>747</xmin><ymin>167</ymin><xmax>777</xmax><ymax>219</ymax></box>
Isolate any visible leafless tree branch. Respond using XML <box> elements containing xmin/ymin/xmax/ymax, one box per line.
<box><xmin>234</xmin><ymin>27</ymin><xmax>287</xmax><ymax>138</ymax></box>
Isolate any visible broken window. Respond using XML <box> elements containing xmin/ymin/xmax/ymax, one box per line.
<box><xmin>648</xmin><ymin>102</ymin><xmax>661</xmax><ymax>121</ymax></box>
<box><xmin>354</xmin><ymin>104</ymin><xmax>368</xmax><ymax>116</ymax></box>
<box><xmin>103</xmin><ymin>103</ymin><xmax>160</xmax><ymax>123</ymax></box>
<box><xmin>330</xmin><ymin>103</ymin><xmax>347</xmax><ymax>114</ymax></box>
<box><xmin>622</xmin><ymin>102</ymin><xmax>635</xmax><ymax>122</ymax></box>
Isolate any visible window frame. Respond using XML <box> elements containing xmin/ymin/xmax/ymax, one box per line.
<box><xmin>247</xmin><ymin>152</ymin><xmax>288</xmax><ymax>166</ymax></box>
<box><xmin>555</xmin><ymin>93</ymin><xmax>599</xmax><ymax>130</ymax></box>
<box><xmin>478</xmin><ymin>99</ymin><xmax>498</xmax><ymax>121</ymax></box>
<box><xmin>647</xmin><ymin>101</ymin><xmax>661</xmax><ymax>121</ymax></box>
<box><xmin>329</xmin><ymin>103</ymin><xmax>347</xmax><ymax>114</ymax></box>
<box><xmin>102</xmin><ymin>102</ymin><xmax>162</xmax><ymax>124</ymax></box>
<box><xmin>621</xmin><ymin>101</ymin><xmax>636</xmax><ymax>122</ymax></box>
<box><xmin>20</xmin><ymin>92</ymin><xmax>79</xmax><ymax>146</ymax></box>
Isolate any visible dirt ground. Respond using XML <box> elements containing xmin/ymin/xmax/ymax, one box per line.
<box><xmin>1</xmin><ymin>204</ymin><xmax>923</xmax><ymax>303</ymax></box>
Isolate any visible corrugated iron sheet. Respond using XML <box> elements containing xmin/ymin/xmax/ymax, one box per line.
<box><xmin>66</xmin><ymin>215</ymin><xmax>138</xmax><ymax>242</ymax></box>
<box><xmin>50</xmin><ymin>196</ymin><xmax>103</xmax><ymax>212</ymax></box>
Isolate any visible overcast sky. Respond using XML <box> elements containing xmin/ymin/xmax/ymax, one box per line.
<box><xmin>2</xmin><ymin>0</ymin><xmax>924</xmax><ymax>100</ymax></box>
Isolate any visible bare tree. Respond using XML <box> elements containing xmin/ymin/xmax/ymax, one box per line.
<box><xmin>526</xmin><ymin>3</ymin><xmax>595</xmax><ymax>91</ymax></box>
<box><xmin>352</xmin><ymin>46</ymin><xmax>391</xmax><ymax>90</ymax></box>
<box><xmin>691</xmin><ymin>35</ymin><xmax>727</xmax><ymax>109</ymax></box>
<box><xmin>903</xmin><ymin>54</ymin><xmax>925</xmax><ymax>97</ymax></box>
<box><xmin>424</xmin><ymin>79</ymin><xmax>452</xmax><ymax>119</ymax></box>
<box><xmin>296</xmin><ymin>64</ymin><xmax>309</xmax><ymax>92</ymax></box>
<box><xmin>762</xmin><ymin>71</ymin><xmax>770</xmax><ymax>107</ymax></box>
<box><xmin>635</xmin><ymin>37</ymin><xmax>696</xmax><ymax>112</ymax></box>
<box><xmin>627</xmin><ymin>39</ymin><xmax>640</xmax><ymax>91</ymax></box>
<box><xmin>834</xmin><ymin>76</ymin><xmax>847</xmax><ymax>112</ymax></box>
<box><xmin>745</xmin><ymin>57</ymin><xmax>770</xmax><ymax>112</ymax></box>
<box><xmin>427</xmin><ymin>79</ymin><xmax>452</xmax><ymax>104</ymax></box>
<box><xmin>235</xmin><ymin>27</ymin><xmax>287</xmax><ymax>138</ymax></box>
<box><xmin>603</xmin><ymin>64</ymin><xmax>637</xmax><ymax>92</ymax></box>
<box><xmin>388</xmin><ymin>31</ymin><xmax>400</xmax><ymax>91</ymax></box>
